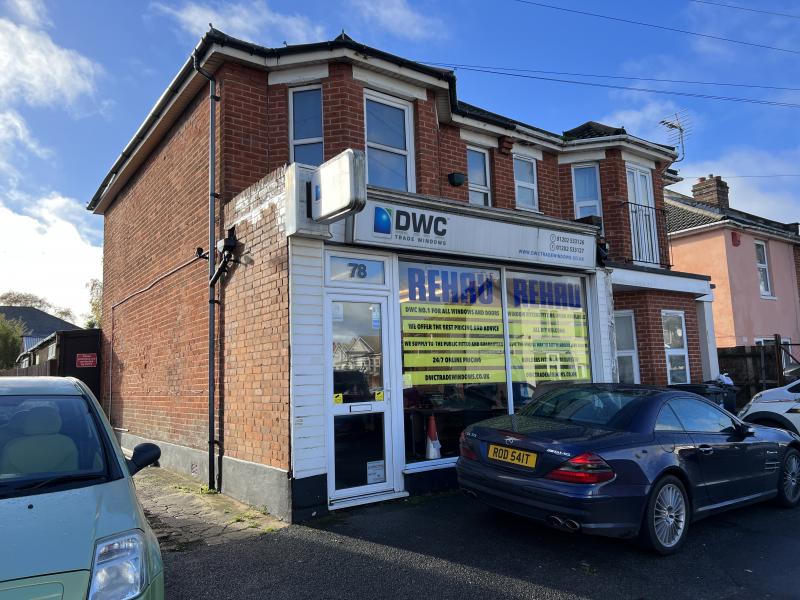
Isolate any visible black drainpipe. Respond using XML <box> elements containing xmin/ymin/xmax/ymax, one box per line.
<box><xmin>193</xmin><ymin>50</ymin><xmax>220</xmax><ymax>491</ymax></box>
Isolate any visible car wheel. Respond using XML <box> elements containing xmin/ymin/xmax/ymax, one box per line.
<box><xmin>777</xmin><ymin>449</ymin><xmax>800</xmax><ymax>508</ymax></box>
<box><xmin>641</xmin><ymin>475</ymin><xmax>690</xmax><ymax>555</ymax></box>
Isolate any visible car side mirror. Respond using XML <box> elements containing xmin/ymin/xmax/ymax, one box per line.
<box><xmin>127</xmin><ymin>443</ymin><xmax>161</xmax><ymax>476</ymax></box>
<box><xmin>739</xmin><ymin>423</ymin><xmax>756</xmax><ymax>437</ymax></box>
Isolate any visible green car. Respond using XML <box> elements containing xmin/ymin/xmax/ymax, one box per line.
<box><xmin>0</xmin><ymin>377</ymin><xmax>163</xmax><ymax>599</ymax></box>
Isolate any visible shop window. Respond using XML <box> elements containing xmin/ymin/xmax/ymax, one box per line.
<box><xmin>754</xmin><ymin>240</ymin><xmax>773</xmax><ymax>297</ymax></box>
<box><xmin>507</xmin><ymin>271</ymin><xmax>591</xmax><ymax>407</ymax></box>
<box><xmin>365</xmin><ymin>90</ymin><xmax>414</xmax><ymax>192</ymax></box>
<box><xmin>572</xmin><ymin>164</ymin><xmax>602</xmax><ymax>219</ymax></box>
<box><xmin>662</xmin><ymin>310</ymin><xmax>690</xmax><ymax>384</ymax></box>
<box><xmin>290</xmin><ymin>86</ymin><xmax>323</xmax><ymax>166</ymax></box>
<box><xmin>614</xmin><ymin>311</ymin><xmax>640</xmax><ymax>384</ymax></box>
<box><xmin>399</xmin><ymin>260</ymin><xmax>506</xmax><ymax>463</ymax></box>
<box><xmin>467</xmin><ymin>147</ymin><xmax>491</xmax><ymax>206</ymax></box>
<box><xmin>513</xmin><ymin>155</ymin><xmax>538</xmax><ymax>211</ymax></box>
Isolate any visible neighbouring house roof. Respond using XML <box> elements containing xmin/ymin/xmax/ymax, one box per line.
<box><xmin>0</xmin><ymin>307</ymin><xmax>81</xmax><ymax>352</ymax></box>
<box><xmin>87</xmin><ymin>28</ymin><xmax>677</xmax><ymax>214</ymax></box>
<box><xmin>665</xmin><ymin>188</ymin><xmax>800</xmax><ymax>242</ymax></box>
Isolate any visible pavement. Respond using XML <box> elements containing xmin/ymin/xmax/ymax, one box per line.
<box><xmin>137</xmin><ymin>473</ymin><xmax>800</xmax><ymax>600</ymax></box>
<box><xmin>133</xmin><ymin>466</ymin><xmax>285</xmax><ymax>552</ymax></box>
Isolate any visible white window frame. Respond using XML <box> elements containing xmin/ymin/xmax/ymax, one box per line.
<box><xmin>755</xmin><ymin>336</ymin><xmax>794</xmax><ymax>368</ymax></box>
<box><xmin>364</xmin><ymin>89</ymin><xmax>416</xmax><ymax>193</ymax></box>
<box><xmin>513</xmin><ymin>154</ymin><xmax>539</xmax><ymax>212</ymax></box>
<box><xmin>662</xmin><ymin>310</ymin><xmax>690</xmax><ymax>385</ymax></box>
<box><xmin>614</xmin><ymin>310</ymin><xmax>640</xmax><ymax>384</ymax></box>
<box><xmin>571</xmin><ymin>163</ymin><xmax>602</xmax><ymax>219</ymax></box>
<box><xmin>626</xmin><ymin>163</ymin><xmax>659</xmax><ymax>265</ymax></box>
<box><xmin>754</xmin><ymin>240</ymin><xmax>774</xmax><ymax>298</ymax></box>
<box><xmin>289</xmin><ymin>84</ymin><xmax>323</xmax><ymax>165</ymax></box>
<box><xmin>467</xmin><ymin>146</ymin><xmax>492</xmax><ymax>206</ymax></box>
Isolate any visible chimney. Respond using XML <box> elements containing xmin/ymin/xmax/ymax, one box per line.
<box><xmin>691</xmin><ymin>174</ymin><xmax>729</xmax><ymax>210</ymax></box>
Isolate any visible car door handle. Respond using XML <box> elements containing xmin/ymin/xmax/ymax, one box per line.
<box><xmin>698</xmin><ymin>444</ymin><xmax>714</xmax><ymax>455</ymax></box>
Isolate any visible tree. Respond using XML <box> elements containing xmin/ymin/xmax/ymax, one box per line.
<box><xmin>86</xmin><ymin>279</ymin><xmax>103</xmax><ymax>328</ymax></box>
<box><xmin>0</xmin><ymin>290</ymin><xmax>76</xmax><ymax>324</ymax></box>
<box><xmin>0</xmin><ymin>315</ymin><xmax>24</xmax><ymax>369</ymax></box>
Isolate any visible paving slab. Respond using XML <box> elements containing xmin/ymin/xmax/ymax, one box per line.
<box><xmin>133</xmin><ymin>466</ymin><xmax>285</xmax><ymax>552</ymax></box>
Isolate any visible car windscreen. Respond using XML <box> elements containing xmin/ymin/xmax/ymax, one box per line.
<box><xmin>0</xmin><ymin>395</ymin><xmax>110</xmax><ymax>497</ymax></box>
<box><xmin>518</xmin><ymin>386</ymin><xmax>651</xmax><ymax>430</ymax></box>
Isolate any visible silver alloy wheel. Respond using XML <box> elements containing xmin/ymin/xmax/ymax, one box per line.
<box><xmin>784</xmin><ymin>454</ymin><xmax>800</xmax><ymax>503</ymax></box>
<box><xmin>653</xmin><ymin>483</ymin><xmax>687</xmax><ymax>548</ymax></box>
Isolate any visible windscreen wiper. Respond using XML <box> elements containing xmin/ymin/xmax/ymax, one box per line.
<box><xmin>15</xmin><ymin>472</ymin><xmax>106</xmax><ymax>492</ymax></box>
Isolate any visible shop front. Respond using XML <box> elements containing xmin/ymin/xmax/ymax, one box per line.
<box><xmin>291</xmin><ymin>192</ymin><xmax>609</xmax><ymax>512</ymax></box>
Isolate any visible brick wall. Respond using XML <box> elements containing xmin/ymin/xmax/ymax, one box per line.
<box><xmin>322</xmin><ymin>62</ymin><xmax>364</xmax><ymax>161</ymax></box>
<box><xmin>490</xmin><ymin>138</ymin><xmax>515</xmax><ymax>209</ymax></box>
<box><xmin>613</xmin><ymin>290</ymin><xmax>703</xmax><ymax>386</ymax></box>
<box><xmin>219</xmin><ymin>170</ymin><xmax>290</xmax><ymax>469</ymax></box>
<box><xmin>102</xmin><ymin>87</ymin><xmax>212</xmax><ymax>450</ymax></box>
<box><xmin>599</xmin><ymin>149</ymin><xmax>634</xmax><ymax>263</ymax></box>
<box><xmin>414</xmin><ymin>89</ymin><xmax>440</xmax><ymax>197</ymax></box>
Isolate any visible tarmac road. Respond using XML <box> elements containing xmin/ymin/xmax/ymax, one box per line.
<box><xmin>163</xmin><ymin>491</ymin><xmax>800</xmax><ymax>599</ymax></box>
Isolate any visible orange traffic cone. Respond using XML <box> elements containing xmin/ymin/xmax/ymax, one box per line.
<box><xmin>425</xmin><ymin>415</ymin><xmax>441</xmax><ymax>459</ymax></box>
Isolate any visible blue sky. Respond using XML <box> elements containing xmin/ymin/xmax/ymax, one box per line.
<box><xmin>1</xmin><ymin>0</ymin><xmax>799</xmax><ymax>321</ymax></box>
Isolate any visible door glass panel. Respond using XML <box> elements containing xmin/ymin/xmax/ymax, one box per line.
<box><xmin>617</xmin><ymin>355</ymin><xmax>636</xmax><ymax>384</ymax></box>
<box><xmin>334</xmin><ymin>413</ymin><xmax>385</xmax><ymax>490</ymax></box>
<box><xmin>332</xmin><ymin>302</ymin><xmax>383</xmax><ymax>403</ymax></box>
<box><xmin>615</xmin><ymin>315</ymin><xmax>635</xmax><ymax>351</ymax></box>
<box><xmin>668</xmin><ymin>355</ymin><xmax>689</xmax><ymax>384</ymax></box>
<box><xmin>662</xmin><ymin>313</ymin><xmax>686</xmax><ymax>349</ymax></box>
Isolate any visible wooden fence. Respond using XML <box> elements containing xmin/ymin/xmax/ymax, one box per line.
<box><xmin>0</xmin><ymin>359</ymin><xmax>57</xmax><ymax>378</ymax></box>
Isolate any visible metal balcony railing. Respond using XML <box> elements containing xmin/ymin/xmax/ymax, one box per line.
<box><xmin>625</xmin><ymin>201</ymin><xmax>665</xmax><ymax>267</ymax></box>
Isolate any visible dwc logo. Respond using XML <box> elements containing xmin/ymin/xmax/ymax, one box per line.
<box><xmin>373</xmin><ymin>205</ymin><xmax>447</xmax><ymax>237</ymax></box>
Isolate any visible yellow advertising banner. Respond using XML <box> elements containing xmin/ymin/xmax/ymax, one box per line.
<box><xmin>402</xmin><ymin>338</ymin><xmax>506</xmax><ymax>352</ymax></box>
<box><xmin>401</xmin><ymin>302</ymin><xmax>502</xmax><ymax>320</ymax></box>
<box><xmin>402</xmin><ymin>320</ymin><xmax>504</xmax><ymax>335</ymax></box>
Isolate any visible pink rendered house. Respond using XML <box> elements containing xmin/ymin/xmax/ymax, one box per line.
<box><xmin>666</xmin><ymin>175</ymin><xmax>800</xmax><ymax>365</ymax></box>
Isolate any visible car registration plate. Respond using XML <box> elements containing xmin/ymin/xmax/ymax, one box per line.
<box><xmin>487</xmin><ymin>444</ymin><xmax>537</xmax><ymax>468</ymax></box>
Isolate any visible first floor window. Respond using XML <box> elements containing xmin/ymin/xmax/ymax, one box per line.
<box><xmin>662</xmin><ymin>310</ymin><xmax>690</xmax><ymax>384</ymax></box>
<box><xmin>513</xmin><ymin>155</ymin><xmax>538</xmax><ymax>210</ymax></box>
<box><xmin>572</xmin><ymin>164</ymin><xmax>602</xmax><ymax>218</ymax></box>
<box><xmin>290</xmin><ymin>86</ymin><xmax>323</xmax><ymax>166</ymax></box>
<box><xmin>614</xmin><ymin>311</ymin><xmax>640</xmax><ymax>384</ymax></box>
<box><xmin>365</xmin><ymin>91</ymin><xmax>414</xmax><ymax>192</ymax></box>
<box><xmin>754</xmin><ymin>240</ymin><xmax>773</xmax><ymax>297</ymax></box>
<box><xmin>467</xmin><ymin>147</ymin><xmax>491</xmax><ymax>206</ymax></box>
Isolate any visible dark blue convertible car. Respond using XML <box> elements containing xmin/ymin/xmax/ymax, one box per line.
<box><xmin>456</xmin><ymin>384</ymin><xmax>800</xmax><ymax>554</ymax></box>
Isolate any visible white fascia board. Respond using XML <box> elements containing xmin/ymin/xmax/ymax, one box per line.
<box><xmin>450</xmin><ymin>114</ymin><xmax>562</xmax><ymax>151</ymax></box>
<box><xmin>611</xmin><ymin>267</ymin><xmax>712</xmax><ymax>296</ymax></box>
<box><xmin>565</xmin><ymin>136</ymin><xmax>677</xmax><ymax>162</ymax></box>
<box><xmin>353</xmin><ymin>65</ymin><xmax>427</xmax><ymax>101</ymax></box>
<box><xmin>269</xmin><ymin>63</ymin><xmax>329</xmax><ymax>85</ymax></box>
<box><xmin>460</xmin><ymin>128</ymin><xmax>498</xmax><ymax>148</ymax></box>
<box><xmin>512</xmin><ymin>143</ymin><xmax>543</xmax><ymax>161</ymax></box>
<box><xmin>622</xmin><ymin>151</ymin><xmax>656</xmax><ymax>170</ymax></box>
<box><xmin>558</xmin><ymin>149</ymin><xmax>606</xmax><ymax>165</ymax></box>
<box><xmin>669</xmin><ymin>220</ymin><xmax>800</xmax><ymax>246</ymax></box>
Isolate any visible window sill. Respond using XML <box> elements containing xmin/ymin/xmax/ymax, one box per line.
<box><xmin>760</xmin><ymin>295</ymin><xmax>778</xmax><ymax>301</ymax></box>
<box><xmin>403</xmin><ymin>458</ymin><xmax>457</xmax><ymax>473</ymax></box>
<box><xmin>516</xmin><ymin>205</ymin><xmax>542</xmax><ymax>214</ymax></box>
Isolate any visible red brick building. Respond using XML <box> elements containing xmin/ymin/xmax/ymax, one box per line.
<box><xmin>88</xmin><ymin>29</ymin><xmax>717</xmax><ymax>520</ymax></box>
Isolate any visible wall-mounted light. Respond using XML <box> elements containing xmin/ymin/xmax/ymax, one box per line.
<box><xmin>447</xmin><ymin>172</ymin><xmax>466</xmax><ymax>187</ymax></box>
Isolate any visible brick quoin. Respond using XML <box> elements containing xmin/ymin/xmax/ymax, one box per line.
<box><xmin>613</xmin><ymin>290</ymin><xmax>703</xmax><ymax>386</ymax></box>
<box><xmin>490</xmin><ymin>139</ymin><xmax>515</xmax><ymax>209</ymax></box>
<box><xmin>599</xmin><ymin>149</ymin><xmax>634</xmax><ymax>263</ymax></box>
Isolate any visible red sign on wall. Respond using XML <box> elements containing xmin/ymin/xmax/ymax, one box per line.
<box><xmin>76</xmin><ymin>353</ymin><xmax>98</xmax><ymax>368</ymax></box>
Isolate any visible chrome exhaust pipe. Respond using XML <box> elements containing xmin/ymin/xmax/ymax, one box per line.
<box><xmin>564</xmin><ymin>519</ymin><xmax>580</xmax><ymax>531</ymax></box>
<box><xmin>547</xmin><ymin>515</ymin><xmax>565</xmax><ymax>528</ymax></box>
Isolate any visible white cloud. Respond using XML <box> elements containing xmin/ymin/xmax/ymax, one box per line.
<box><xmin>0</xmin><ymin>18</ymin><xmax>101</xmax><ymax>108</ymax></box>
<box><xmin>0</xmin><ymin>195</ymin><xmax>102</xmax><ymax>321</ymax></box>
<box><xmin>600</xmin><ymin>100</ymin><xmax>686</xmax><ymax>145</ymax></box>
<box><xmin>350</xmin><ymin>0</ymin><xmax>444</xmax><ymax>40</ymax></box>
<box><xmin>671</xmin><ymin>146</ymin><xmax>800</xmax><ymax>223</ymax></box>
<box><xmin>4</xmin><ymin>0</ymin><xmax>49</xmax><ymax>27</ymax></box>
<box><xmin>151</xmin><ymin>0</ymin><xmax>325</xmax><ymax>45</ymax></box>
<box><xmin>0</xmin><ymin>109</ymin><xmax>50</xmax><ymax>181</ymax></box>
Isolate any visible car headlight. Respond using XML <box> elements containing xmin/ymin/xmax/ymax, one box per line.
<box><xmin>88</xmin><ymin>531</ymin><xmax>148</xmax><ymax>600</ymax></box>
